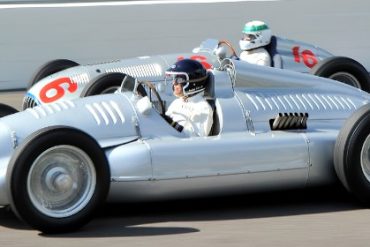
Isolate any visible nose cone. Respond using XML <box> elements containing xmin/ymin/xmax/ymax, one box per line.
<box><xmin>0</xmin><ymin>121</ymin><xmax>14</xmax><ymax>160</ymax></box>
<box><xmin>0</xmin><ymin>121</ymin><xmax>14</xmax><ymax>205</ymax></box>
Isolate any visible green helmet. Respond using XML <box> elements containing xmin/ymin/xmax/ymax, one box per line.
<box><xmin>240</xmin><ymin>20</ymin><xmax>272</xmax><ymax>50</ymax></box>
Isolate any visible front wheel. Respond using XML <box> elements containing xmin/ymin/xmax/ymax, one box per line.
<box><xmin>28</xmin><ymin>59</ymin><xmax>79</xmax><ymax>89</ymax></box>
<box><xmin>310</xmin><ymin>56</ymin><xmax>370</xmax><ymax>92</ymax></box>
<box><xmin>0</xmin><ymin>103</ymin><xmax>18</xmax><ymax>117</ymax></box>
<box><xmin>334</xmin><ymin>104</ymin><xmax>370</xmax><ymax>204</ymax></box>
<box><xmin>7</xmin><ymin>127</ymin><xmax>110</xmax><ymax>233</ymax></box>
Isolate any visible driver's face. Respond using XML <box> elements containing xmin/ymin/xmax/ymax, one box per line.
<box><xmin>242</xmin><ymin>33</ymin><xmax>257</xmax><ymax>41</ymax></box>
<box><xmin>173</xmin><ymin>81</ymin><xmax>184</xmax><ymax>97</ymax></box>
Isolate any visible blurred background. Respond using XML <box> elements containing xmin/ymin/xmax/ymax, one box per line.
<box><xmin>0</xmin><ymin>0</ymin><xmax>369</xmax><ymax>90</ymax></box>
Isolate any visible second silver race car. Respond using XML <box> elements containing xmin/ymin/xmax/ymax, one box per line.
<box><xmin>20</xmin><ymin>36</ymin><xmax>370</xmax><ymax>111</ymax></box>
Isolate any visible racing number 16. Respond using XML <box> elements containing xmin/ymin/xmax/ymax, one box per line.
<box><xmin>292</xmin><ymin>46</ymin><xmax>318</xmax><ymax>68</ymax></box>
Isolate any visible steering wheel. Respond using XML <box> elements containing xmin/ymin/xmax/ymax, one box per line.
<box><xmin>140</xmin><ymin>81</ymin><xmax>165</xmax><ymax>116</ymax></box>
<box><xmin>217</xmin><ymin>40</ymin><xmax>238</xmax><ymax>58</ymax></box>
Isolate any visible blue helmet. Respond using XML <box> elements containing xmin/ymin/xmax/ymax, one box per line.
<box><xmin>166</xmin><ymin>59</ymin><xmax>208</xmax><ymax>97</ymax></box>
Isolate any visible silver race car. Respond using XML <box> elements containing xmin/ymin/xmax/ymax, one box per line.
<box><xmin>1</xmin><ymin>59</ymin><xmax>370</xmax><ymax>233</ymax></box>
<box><xmin>20</xmin><ymin>36</ymin><xmax>370</xmax><ymax>111</ymax></box>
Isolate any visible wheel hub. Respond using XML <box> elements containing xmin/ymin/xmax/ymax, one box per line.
<box><xmin>45</xmin><ymin>167</ymin><xmax>73</xmax><ymax>193</ymax></box>
<box><xmin>27</xmin><ymin>145</ymin><xmax>96</xmax><ymax>218</ymax></box>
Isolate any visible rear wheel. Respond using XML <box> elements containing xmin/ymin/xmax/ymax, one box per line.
<box><xmin>80</xmin><ymin>72</ymin><xmax>147</xmax><ymax>97</ymax></box>
<box><xmin>80</xmin><ymin>72</ymin><xmax>126</xmax><ymax>97</ymax></box>
<box><xmin>311</xmin><ymin>56</ymin><xmax>370</xmax><ymax>92</ymax></box>
<box><xmin>7</xmin><ymin>127</ymin><xmax>110</xmax><ymax>233</ymax></box>
<box><xmin>0</xmin><ymin>103</ymin><xmax>18</xmax><ymax>117</ymax></box>
<box><xmin>334</xmin><ymin>104</ymin><xmax>370</xmax><ymax>204</ymax></box>
<box><xmin>28</xmin><ymin>59</ymin><xmax>79</xmax><ymax>89</ymax></box>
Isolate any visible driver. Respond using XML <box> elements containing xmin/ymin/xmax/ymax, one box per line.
<box><xmin>164</xmin><ymin>59</ymin><xmax>213</xmax><ymax>137</ymax></box>
<box><xmin>239</xmin><ymin>20</ymin><xmax>272</xmax><ymax>66</ymax></box>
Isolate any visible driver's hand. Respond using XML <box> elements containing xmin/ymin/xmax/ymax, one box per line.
<box><xmin>163</xmin><ymin>115</ymin><xmax>184</xmax><ymax>132</ymax></box>
<box><xmin>136</xmin><ymin>96</ymin><xmax>152</xmax><ymax>115</ymax></box>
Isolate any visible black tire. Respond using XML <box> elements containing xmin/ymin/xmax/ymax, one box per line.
<box><xmin>311</xmin><ymin>56</ymin><xmax>370</xmax><ymax>93</ymax></box>
<box><xmin>28</xmin><ymin>59</ymin><xmax>79</xmax><ymax>89</ymax></box>
<box><xmin>7</xmin><ymin>127</ymin><xmax>110</xmax><ymax>233</ymax></box>
<box><xmin>334</xmin><ymin>104</ymin><xmax>370</xmax><ymax>204</ymax></box>
<box><xmin>80</xmin><ymin>72</ymin><xmax>126</xmax><ymax>97</ymax></box>
<box><xmin>80</xmin><ymin>72</ymin><xmax>147</xmax><ymax>97</ymax></box>
<box><xmin>0</xmin><ymin>103</ymin><xmax>18</xmax><ymax>117</ymax></box>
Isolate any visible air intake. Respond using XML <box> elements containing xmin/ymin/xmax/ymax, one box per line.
<box><xmin>270</xmin><ymin>112</ymin><xmax>309</xmax><ymax>130</ymax></box>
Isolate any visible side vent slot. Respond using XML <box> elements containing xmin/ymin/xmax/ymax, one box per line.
<box><xmin>269</xmin><ymin>112</ymin><xmax>309</xmax><ymax>130</ymax></box>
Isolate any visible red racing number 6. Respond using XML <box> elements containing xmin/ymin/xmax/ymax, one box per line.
<box><xmin>39</xmin><ymin>77</ymin><xmax>77</xmax><ymax>103</ymax></box>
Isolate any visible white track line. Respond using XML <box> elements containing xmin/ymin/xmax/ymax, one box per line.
<box><xmin>0</xmin><ymin>0</ymin><xmax>279</xmax><ymax>9</ymax></box>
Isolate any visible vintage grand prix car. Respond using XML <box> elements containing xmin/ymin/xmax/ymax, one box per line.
<box><xmin>19</xmin><ymin>36</ymin><xmax>370</xmax><ymax>113</ymax></box>
<box><xmin>1</xmin><ymin>58</ymin><xmax>370</xmax><ymax>233</ymax></box>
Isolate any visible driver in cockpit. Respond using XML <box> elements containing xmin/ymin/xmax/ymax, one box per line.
<box><xmin>164</xmin><ymin>59</ymin><xmax>213</xmax><ymax>137</ymax></box>
<box><xmin>239</xmin><ymin>20</ymin><xmax>272</xmax><ymax>67</ymax></box>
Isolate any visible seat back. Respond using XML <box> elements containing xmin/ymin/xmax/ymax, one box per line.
<box><xmin>203</xmin><ymin>71</ymin><xmax>220</xmax><ymax>136</ymax></box>
<box><xmin>265</xmin><ymin>35</ymin><xmax>283</xmax><ymax>68</ymax></box>
<box><xmin>203</xmin><ymin>71</ymin><xmax>215</xmax><ymax>100</ymax></box>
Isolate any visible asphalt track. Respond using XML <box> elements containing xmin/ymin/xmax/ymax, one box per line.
<box><xmin>2</xmin><ymin>0</ymin><xmax>370</xmax><ymax>246</ymax></box>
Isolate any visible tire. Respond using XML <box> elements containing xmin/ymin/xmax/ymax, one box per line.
<box><xmin>310</xmin><ymin>56</ymin><xmax>370</xmax><ymax>93</ymax></box>
<box><xmin>28</xmin><ymin>59</ymin><xmax>79</xmax><ymax>89</ymax></box>
<box><xmin>334</xmin><ymin>104</ymin><xmax>370</xmax><ymax>204</ymax></box>
<box><xmin>7</xmin><ymin>127</ymin><xmax>110</xmax><ymax>233</ymax></box>
<box><xmin>80</xmin><ymin>72</ymin><xmax>146</xmax><ymax>97</ymax></box>
<box><xmin>0</xmin><ymin>103</ymin><xmax>18</xmax><ymax>117</ymax></box>
<box><xmin>80</xmin><ymin>72</ymin><xmax>126</xmax><ymax>97</ymax></box>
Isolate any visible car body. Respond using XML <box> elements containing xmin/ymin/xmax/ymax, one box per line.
<box><xmin>24</xmin><ymin>35</ymin><xmax>370</xmax><ymax>110</ymax></box>
<box><xmin>2</xmin><ymin>59</ymin><xmax>370</xmax><ymax>233</ymax></box>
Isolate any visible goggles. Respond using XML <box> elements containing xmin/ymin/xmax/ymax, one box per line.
<box><xmin>165</xmin><ymin>71</ymin><xmax>189</xmax><ymax>85</ymax></box>
<box><xmin>242</xmin><ymin>33</ymin><xmax>258</xmax><ymax>41</ymax></box>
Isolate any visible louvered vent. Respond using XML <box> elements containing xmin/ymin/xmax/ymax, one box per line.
<box><xmin>245</xmin><ymin>93</ymin><xmax>356</xmax><ymax>112</ymax></box>
<box><xmin>26</xmin><ymin>100</ymin><xmax>76</xmax><ymax>119</ymax></box>
<box><xmin>85</xmin><ymin>100</ymin><xmax>125</xmax><ymax>125</ymax></box>
<box><xmin>105</xmin><ymin>64</ymin><xmax>162</xmax><ymax>78</ymax></box>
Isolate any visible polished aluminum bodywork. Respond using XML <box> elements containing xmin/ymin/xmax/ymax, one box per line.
<box><xmin>24</xmin><ymin>37</ymin><xmax>333</xmax><ymax>108</ymax></box>
<box><xmin>1</xmin><ymin>59</ymin><xmax>368</xmax><ymax>206</ymax></box>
